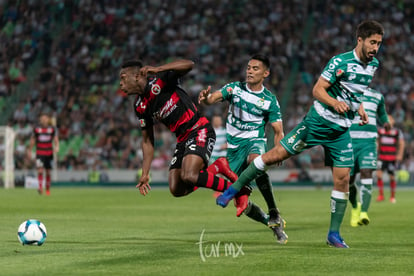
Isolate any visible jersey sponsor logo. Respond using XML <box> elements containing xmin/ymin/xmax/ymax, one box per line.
<box><xmin>292</xmin><ymin>139</ymin><xmax>307</xmax><ymax>151</ymax></box>
<box><xmin>340</xmin><ymin>156</ymin><xmax>353</xmax><ymax>162</ymax></box>
<box><xmin>250</xmin><ymin>107</ymin><xmax>262</xmax><ymax>115</ymax></box>
<box><xmin>231</xmin><ymin>119</ymin><xmax>257</xmax><ymax>131</ymax></box>
<box><xmin>38</xmin><ymin>134</ymin><xmax>52</xmax><ymax>142</ymax></box>
<box><xmin>186</xmin><ymin>138</ymin><xmax>195</xmax><ymax>146</ymax></box>
<box><xmin>341</xmin><ymin>143</ymin><xmax>353</xmax><ymax>153</ymax></box>
<box><xmin>207</xmin><ymin>138</ymin><xmax>215</xmax><ymax>154</ymax></box>
<box><xmin>153</xmin><ymin>92</ymin><xmax>179</xmax><ymax>120</ymax></box>
<box><xmin>36</xmin><ymin>127</ymin><xmax>54</xmax><ymax>134</ymax></box>
<box><xmin>197</xmin><ymin>128</ymin><xmax>207</xmax><ymax>146</ymax></box>
<box><xmin>328</xmin><ymin>57</ymin><xmax>342</xmax><ymax>72</ymax></box>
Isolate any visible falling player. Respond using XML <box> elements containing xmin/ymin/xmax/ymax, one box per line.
<box><xmin>119</xmin><ymin>59</ymin><xmax>248</xmax><ymax>205</ymax></box>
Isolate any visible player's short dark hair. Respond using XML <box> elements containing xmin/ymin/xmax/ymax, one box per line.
<box><xmin>356</xmin><ymin>20</ymin><xmax>384</xmax><ymax>40</ymax></box>
<box><xmin>250</xmin><ymin>54</ymin><xmax>270</xmax><ymax>70</ymax></box>
<box><xmin>121</xmin><ymin>60</ymin><xmax>143</xmax><ymax>69</ymax></box>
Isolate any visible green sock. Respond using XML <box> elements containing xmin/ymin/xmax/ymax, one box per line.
<box><xmin>349</xmin><ymin>182</ymin><xmax>358</xmax><ymax>208</ymax></box>
<box><xmin>329</xmin><ymin>193</ymin><xmax>348</xmax><ymax>232</ymax></box>
<box><xmin>256</xmin><ymin>173</ymin><xmax>278</xmax><ymax>216</ymax></box>
<box><xmin>232</xmin><ymin>161</ymin><xmax>265</xmax><ymax>191</ymax></box>
<box><xmin>245</xmin><ymin>201</ymin><xmax>269</xmax><ymax>226</ymax></box>
<box><xmin>360</xmin><ymin>179</ymin><xmax>373</xmax><ymax>212</ymax></box>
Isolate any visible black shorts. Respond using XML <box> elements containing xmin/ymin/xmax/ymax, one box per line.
<box><xmin>36</xmin><ymin>155</ymin><xmax>54</xmax><ymax>170</ymax></box>
<box><xmin>169</xmin><ymin>123</ymin><xmax>216</xmax><ymax>170</ymax></box>
<box><xmin>378</xmin><ymin>160</ymin><xmax>397</xmax><ymax>175</ymax></box>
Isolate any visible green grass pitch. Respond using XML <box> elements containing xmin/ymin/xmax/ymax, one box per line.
<box><xmin>1</xmin><ymin>187</ymin><xmax>414</xmax><ymax>275</ymax></box>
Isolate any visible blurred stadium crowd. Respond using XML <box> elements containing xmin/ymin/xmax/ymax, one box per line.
<box><xmin>1</xmin><ymin>0</ymin><xmax>414</xmax><ymax>173</ymax></box>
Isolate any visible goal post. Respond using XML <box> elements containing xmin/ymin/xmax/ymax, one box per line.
<box><xmin>0</xmin><ymin>126</ymin><xmax>16</xmax><ymax>188</ymax></box>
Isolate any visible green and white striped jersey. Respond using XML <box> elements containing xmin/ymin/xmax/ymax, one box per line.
<box><xmin>349</xmin><ymin>87</ymin><xmax>389</xmax><ymax>142</ymax></box>
<box><xmin>309</xmin><ymin>49</ymin><xmax>379</xmax><ymax>129</ymax></box>
<box><xmin>220</xmin><ymin>81</ymin><xmax>282</xmax><ymax>148</ymax></box>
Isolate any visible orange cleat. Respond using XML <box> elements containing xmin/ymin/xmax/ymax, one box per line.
<box><xmin>208</xmin><ymin>157</ymin><xmax>238</xmax><ymax>182</ymax></box>
<box><xmin>234</xmin><ymin>195</ymin><xmax>249</xmax><ymax>217</ymax></box>
<box><xmin>234</xmin><ymin>186</ymin><xmax>252</xmax><ymax>217</ymax></box>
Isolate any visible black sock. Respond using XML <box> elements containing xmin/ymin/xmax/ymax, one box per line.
<box><xmin>349</xmin><ymin>182</ymin><xmax>358</xmax><ymax>208</ymax></box>
<box><xmin>245</xmin><ymin>201</ymin><xmax>268</xmax><ymax>226</ymax></box>
<box><xmin>256</xmin><ymin>173</ymin><xmax>278</xmax><ymax>217</ymax></box>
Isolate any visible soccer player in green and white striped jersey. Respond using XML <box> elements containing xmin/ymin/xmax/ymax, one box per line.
<box><xmin>215</xmin><ymin>20</ymin><xmax>384</xmax><ymax>248</ymax></box>
<box><xmin>348</xmin><ymin>87</ymin><xmax>390</xmax><ymax>227</ymax></box>
<box><xmin>199</xmin><ymin>54</ymin><xmax>287</xmax><ymax>244</ymax></box>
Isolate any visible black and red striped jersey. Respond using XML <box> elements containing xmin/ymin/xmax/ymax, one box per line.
<box><xmin>33</xmin><ymin>126</ymin><xmax>56</xmax><ymax>157</ymax></box>
<box><xmin>134</xmin><ymin>70</ymin><xmax>208</xmax><ymax>142</ymax></box>
<box><xmin>378</xmin><ymin>127</ymin><xmax>403</xmax><ymax>162</ymax></box>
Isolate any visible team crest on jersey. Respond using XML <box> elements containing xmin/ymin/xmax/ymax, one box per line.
<box><xmin>287</xmin><ymin>135</ymin><xmax>297</xmax><ymax>144</ymax></box>
<box><xmin>336</xmin><ymin>69</ymin><xmax>344</xmax><ymax>77</ymax></box>
<box><xmin>256</xmin><ymin>97</ymin><xmax>265</xmax><ymax>108</ymax></box>
<box><xmin>151</xmin><ymin>84</ymin><xmax>161</xmax><ymax>95</ymax></box>
<box><xmin>226</xmin><ymin>87</ymin><xmax>233</xmax><ymax>94</ymax></box>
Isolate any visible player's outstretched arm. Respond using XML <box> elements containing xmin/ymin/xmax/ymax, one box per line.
<box><xmin>138</xmin><ymin>128</ymin><xmax>155</xmax><ymax>196</ymax></box>
<box><xmin>198</xmin><ymin>86</ymin><xmax>223</xmax><ymax>105</ymax></box>
<box><xmin>140</xmin><ymin>59</ymin><xmax>194</xmax><ymax>77</ymax></box>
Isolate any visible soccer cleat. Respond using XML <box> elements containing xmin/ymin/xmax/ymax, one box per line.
<box><xmin>217</xmin><ymin>185</ymin><xmax>251</xmax><ymax>208</ymax></box>
<box><xmin>268</xmin><ymin>215</ymin><xmax>288</xmax><ymax>244</ymax></box>
<box><xmin>208</xmin><ymin>157</ymin><xmax>238</xmax><ymax>182</ymax></box>
<box><xmin>45</xmin><ymin>190</ymin><xmax>51</xmax><ymax>196</ymax></box>
<box><xmin>37</xmin><ymin>189</ymin><xmax>43</xmax><ymax>195</ymax></box>
<box><xmin>350</xmin><ymin>203</ymin><xmax>361</xmax><ymax>227</ymax></box>
<box><xmin>216</xmin><ymin>186</ymin><xmax>239</xmax><ymax>207</ymax></box>
<box><xmin>376</xmin><ymin>194</ymin><xmax>385</xmax><ymax>202</ymax></box>
<box><xmin>390</xmin><ymin>197</ymin><xmax>396</xmax><ymax>204</ymax></box>
<box><xmin>358</xmin><ymin>212</ymin><xmax>370</xmax><ymax>225</ymax></box>
<box><xmin>235</xmin><ymin>195</ymin><xmax>249</xmax><ymax>217</ymax></box>
<box><xmin>326</xmin><ymin>231</ymin><xmax>349</xmax><ymax>248</ymax></box>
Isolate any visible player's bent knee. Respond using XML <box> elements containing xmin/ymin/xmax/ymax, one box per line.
<box><xmin>169</xmin><ymin>184</ymin><xmax>188</xmax><ymax>197</ymax></box>
<box><xmin>179</xmin><ymin>170</ymin><xmax>199</xmax><ymax>185</ymax></box>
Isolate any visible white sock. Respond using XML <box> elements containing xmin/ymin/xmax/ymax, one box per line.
<box><xmin>331</xmin><ymin>190</ymin><xmax>349</xmax><ymax>200</ymax></box>
<box><xmin>253</xmin><ymin>156</ymin><xmax>267</xmax><ymax>171</ymax></box>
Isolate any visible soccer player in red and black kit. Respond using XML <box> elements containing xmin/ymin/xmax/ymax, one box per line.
<box><xmin>376</xmin><ymin>114</ymin><xmax>405</xmax><ymax>203</ymax></box>
<box><xmin>28</xmin><ymin>113</ymin><xmax>59</xmax><ymax>195</ymax></box>
<box><xmin>119</xmin><ymin>59</ymin><xmax>248</xmax><ymax>206</ymax></box>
